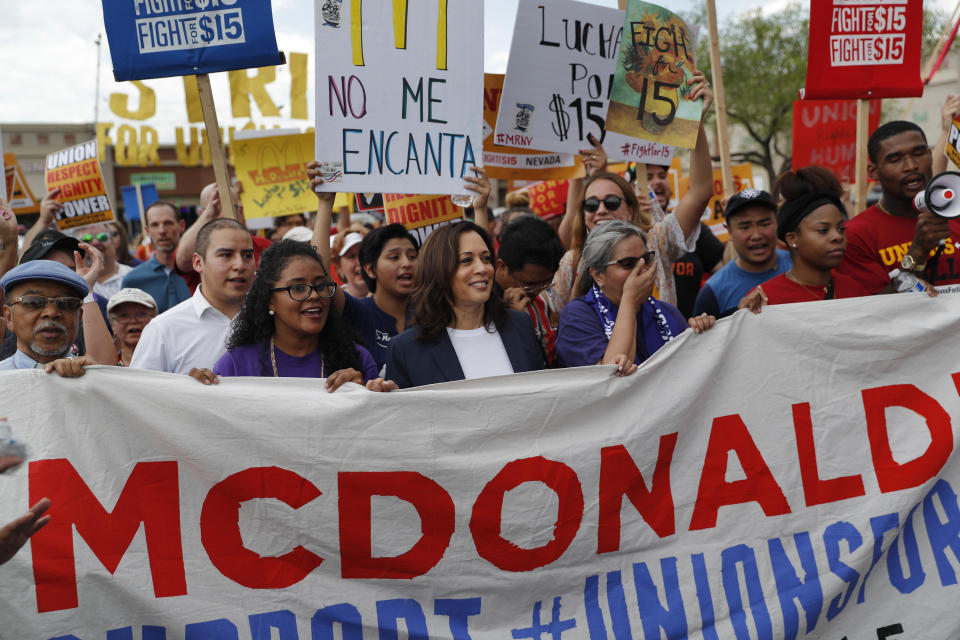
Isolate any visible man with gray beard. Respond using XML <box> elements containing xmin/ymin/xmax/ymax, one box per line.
<box><xmin>0</xmin><ymin>261</ymin><xmax>96</xmax><ymax>376</ymax></box>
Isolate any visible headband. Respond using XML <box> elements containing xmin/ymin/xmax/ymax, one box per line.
<box><xmin>777</xmin><ymin>192</ymin><xmax>845</xmax><ymax>241</ymax></box>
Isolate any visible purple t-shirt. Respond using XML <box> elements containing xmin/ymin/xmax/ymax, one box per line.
<box><xmin>213</xmin><ymin>341</ymin><xmax>378</xmax><ymax>381</ymax></box>
<box><xmin>556</xmin><ymin>296</ymin><xmax>687</xmax><ymax>367</ymax></box>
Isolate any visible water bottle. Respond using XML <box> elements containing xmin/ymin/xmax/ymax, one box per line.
<box><xmin>0</xmin><ymin>417</ymin><xmax>27</xmax><ymax>470</ymax></box>
<box><xmin>888</xmin><ymin>268</ymin><xmax>926</xmax><ymax>293</ymax></box>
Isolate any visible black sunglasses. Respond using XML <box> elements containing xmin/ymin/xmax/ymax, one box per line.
<box><xmin>582</xmin><ymin>195</ymin><xmax>624</xmax><ymax>213</ymax></box>
<box><xmin>605</xmin><ymin>251</ymin><xmax>655</xmax><ymax>270</ymax></box>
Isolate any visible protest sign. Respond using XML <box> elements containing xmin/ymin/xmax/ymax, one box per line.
<box><xmin>0</xmin><ymin>126</ymin><xmax>5</xmax><ymax>202</ymax></box>
<box><xmin>120</xmin><ymin>183</ymin><xmax>160</xmax><ymax>220</ymax></box>
<box><xmin>680</xmin><ymin>163</ymin><xmax>755</xmax><ymax>241</ymax></box>
<box><xmin>805</xmin><ymin>0</ymin><xmax>923</xmax><ymax>99</ymax></box>
<box><xmin>44</xmin><ymin>141</ymin><xmax>115</xmax><ymax>231</ymax></box>
<box><xmin>946</xmin><ymin>117</ymin><xmax>960</xmax><ymax>170</ymax></box>
<box><xmin>606</xmin><ymin>1</ymin><xmax>702</xmax><ymax>149</ymax></box>
<box><xmin>494</xmin><ymin>0</ymin><xmax>674</xmax><ymax>165</ymax></box>
<box><xmin>793</xmin><ymin>99</ymin><xmax>883</xmax><ymax>181</ymax></box>
<box><xmin>525</xmin><ymin>179</ymin><xmax>570</xmax><ymax>219</ymax></box>
<box><xmin>313</xmin><ymin>1</ymin><xmax>483</xmax><ymax>196</ymax></box>
<box><xmin>4</xmin><ymin>294</ymin><xmax>960</xmax><ymax>638</ymax></box>
<box><xmin>4</xmin><ymin>153</ymin><xmax>40</xmax><ymax>215</ymax></box>
<box><xmin>101</xmin><ymin>0</ymin><xmax>285</xmax><ymax>81</ymax></box>
<box><xmin>383</xmin><ymin>193</ymin><xmax>463</xmax><ymax>244</ymax></box>
<box><xmin>483</xmin><ymin>74</ymin><xmax>581</xmax><ymax>180</ymax></box>
<box><xmin>232</xmin><ymin>130</ymin><xmax>315</xmax><ymax>221</ymax></box>
<box><xmin>355</xmin><ymin>193</ymin><xmax>384</xmax><ymax>212</ymax></box>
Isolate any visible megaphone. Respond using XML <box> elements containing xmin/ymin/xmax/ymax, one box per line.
<box><xmin>914</xmin><ymin>171</ymin><xmax>960</xmax><ymax>218</ymax></box>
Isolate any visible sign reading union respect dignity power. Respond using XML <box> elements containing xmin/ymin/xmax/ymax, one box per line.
<box><xmin>3</xmin><ymin>295</ymin><xmax>960</xmax><ymax>637</ymax></box>
<box><xmin>44</xmin><ymin>141</ymin><xmax>116</xmax><ymax>231</ymax></box>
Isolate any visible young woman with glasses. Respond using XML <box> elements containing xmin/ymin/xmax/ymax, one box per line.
<box><xmin>556</xmin><ymin>221</ymin><xmax>715</xmax><ymax>369</ymax></box>
<box><xmin>189</xmin><ymin>241</ymin><xmax>394</xmax><ymax>392</ymax></box>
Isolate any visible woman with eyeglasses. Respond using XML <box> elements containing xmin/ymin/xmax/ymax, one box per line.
<box><xmin>385</xmin><ymin>221</ymin><xmax>544</xmax><ymax>388</ymax></box>
<box><xmin>556</xmin><ymin>221</ymin><xmax>715</xmax><ymax>369</ymax></box>
<box><xmin>189</xmin><ymin>241</ymin><xmax>394</xmax><ymax>392</ymax></box>
<box><xmin>550</xmin><ymin>71</ymin><xmax>716</xmax><ymax>313</ymax></box>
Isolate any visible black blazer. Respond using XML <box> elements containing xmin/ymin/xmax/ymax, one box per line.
<box><xmin>385</xmin><ymin>310</ymin><xmax>545</xmax><ymax>388</ymax></box>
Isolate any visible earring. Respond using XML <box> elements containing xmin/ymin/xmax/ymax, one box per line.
<box><xmin>792</xmin><ymin>244</ymin><xmax>798</xmax><ymax>249</ymax></box>
<box><xmin>268</xmin><ymin>309</ymin><xmax>275</xmax><ymax>316</ymax></box>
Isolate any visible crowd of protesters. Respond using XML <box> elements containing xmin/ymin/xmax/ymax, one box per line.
<box><xmin>2</xmin><ymin>77</ymin><xmax>960</xmax><ymax>563</ymax></box>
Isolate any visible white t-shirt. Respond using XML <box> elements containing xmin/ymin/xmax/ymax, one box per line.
<box><xmin>446</xmin><ymin>326</ymin><xmax>513</xmax><ymax>380</ymax></box>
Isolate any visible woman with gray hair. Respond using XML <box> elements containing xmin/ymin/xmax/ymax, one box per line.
<box><xmin>555</xmin><ymin>221</ymin><xmax>715</xmax><ymax>369</ymax></box>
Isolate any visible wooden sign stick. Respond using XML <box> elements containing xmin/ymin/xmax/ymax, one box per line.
<box><xmin>854</xmin><ymin>99</ymin><xmax>870</xmax><ymax>215</ymax></box>
<box><xmin>706</xmin><ymin>0</ymin><xmax>733</xmax><ymax>199</ymax></box>
<box><xmin>196</xmin><ymin>73</ymin><xmax>236</xmax><ymax>220</ymax></box>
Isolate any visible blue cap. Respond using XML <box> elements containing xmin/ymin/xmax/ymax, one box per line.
<box><xmin>0</xmin><ymin>261</ymin><xmax>90</xmax><ymax>298</ymax></box>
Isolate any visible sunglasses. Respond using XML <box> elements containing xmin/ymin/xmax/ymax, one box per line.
<box><xmin>271</xmin><ymin>282</ymin><xmax>338</xmax><ymax>301</ymax></box>
<box><xmin>605</xmin><ymin>251</ymin><xmax>655</xmax><ymax>270</ymax></box>
<box><xmin>582</xmin><ymin>195</ymin><xmax>624</xmax><ymax>213</ymax></box>
<box><xmin>80</xmin><ymin>231</ymin><xmax>118</xmax><ymax>243</ymax></box>
<box><xmin>8</xmin><ymin>295</ymin><xmax>84</xmax><ymax>312</ymax></box>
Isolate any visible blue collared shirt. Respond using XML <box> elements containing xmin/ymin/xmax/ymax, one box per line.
<box><xmin>120</xmin><ymin>254</ymin><xmax>191</xmax><ymax>313</ymax></box>
<box><xmin>0</xmin><ymin>349</ymin><xmax>44</xmax><ymax>370</ymax></box>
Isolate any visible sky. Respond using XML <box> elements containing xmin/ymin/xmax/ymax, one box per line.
<box><xmin>0</xmin><ymin>0</ymin><xmax>955</xmax><ymax>144</ymax></box>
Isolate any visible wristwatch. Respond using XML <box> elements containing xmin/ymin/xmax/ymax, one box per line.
<box><xmin>901</xmin><ymin>254</ymin><xmax>927</xmax><ymax>273</ymax></box>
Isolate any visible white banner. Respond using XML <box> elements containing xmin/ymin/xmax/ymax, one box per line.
<box><xmin>494</xmin><ymin>0</ymin><xmax>673</xmax><ymax>165</ymax></box>
<box><xmin>313</xmin><ymin>1</ymin><xmax>483</xmax><ymax>196</ymax></box>
<box><xmin>2</xmin><ymin>295</ymin><xmax>960</xmax><ymax>638</ymax></box>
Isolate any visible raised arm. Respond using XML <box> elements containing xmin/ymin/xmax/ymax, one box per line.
<box><xmin>21</xmin><ymin>189</ymin><xmax>60</xmax><ymax>258</ymax></box>
<box><xmin>933</xmin><ymin>93</ymin><xmax>960</xmax><ymax>175</ymax></box>
<box><xmin>74</xmin><ymin>243</ymin><xmax>116</xmax><ymax>365</ymax></box>
<box><xmin>463</xmin><ymin>166</ymin><xmax>491</xmax><ymax>230</ymax></box>
<box><xmin>601</xmin><ymin>258</ymin><xmax>656</xmax><ymax>365</ymax></box>
<box><xmin>176</xmin><ymin>187</ymin><xmax>224</xmax><ymax>272</ymax></box>
<box><xmin>306</xmin><ymin>161</ymin><xmax>345</xmax><ymax>314</ymax></box>
<box><xmin>0</xmin><ymin>204</ymin><xmax>17</xmax><ymax>278</ymax></box>
<box><xmin>672</xmin><ymin>71</ymin><xmax>715</xmax><ymax>238</ymax></box>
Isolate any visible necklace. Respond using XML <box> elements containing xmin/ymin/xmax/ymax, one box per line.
<box><xmin>786</xmin><ymin>270</ymin><xmax>833</xmax><ymax>300</ymax></box>
<box><xmin>270</xmin><ymin>336</ymin><xmax>323</xmax><ymax>378</ymax></box>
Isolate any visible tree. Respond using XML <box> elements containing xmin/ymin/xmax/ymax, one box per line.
<box><xmin>692</xmin><ymin>3</ymin><xmax>948</xmax><ymax>186</ymax></box>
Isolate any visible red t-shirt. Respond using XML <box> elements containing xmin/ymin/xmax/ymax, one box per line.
<box><xmin>758</xmin><ymin>272</ymin><xmax>869</xmax><ymax>305</ymax></box>
<box><xmin>177</xmin><ymin>234</ymin><xmax>273</xmax><ymax>293</ymax></box>
<box><xmin>837</xmin><ymin>204</ymin><xmax>960</xmax><ymax>294</ymax></box>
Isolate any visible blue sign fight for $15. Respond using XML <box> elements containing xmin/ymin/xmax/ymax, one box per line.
<box><xmin>102</xmin><ymin>0</ymin><xmax>285</xmax><ymax>81</ymax></box>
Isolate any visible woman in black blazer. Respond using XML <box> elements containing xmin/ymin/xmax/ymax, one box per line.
<box><xmin>385</xmin><ymin>221</ymin><xmax>544</xmax><ymax>388</ymax></box>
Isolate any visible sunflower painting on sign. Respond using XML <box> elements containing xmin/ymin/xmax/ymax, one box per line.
<box><xmin>605</xmin><ymin>1</ymin><xmax>701</xmax><ymax>149</ymax></box>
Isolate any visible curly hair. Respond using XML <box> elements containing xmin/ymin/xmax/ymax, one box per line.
<box><xmin>411</xmin><ymin>221</ymin><xmax>506</xmax><ymax>342</ymax></box>
<box><xmin>227</xmin><ymin>240</ymin><xmax>362</xmax><ymax>375</ymax></box>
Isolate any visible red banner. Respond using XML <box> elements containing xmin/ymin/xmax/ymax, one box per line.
<box><xmin>792</xmin><ymin>99</ymin><xmax>882</xmax><ymax>180</ymax></box>
<box><xmin>804</xmin><ymin>0</ymin><xmax>923</xmax><ymax>99</ymax></box>
<box><xmin>524</xmin><ymin>180</ymin><xmax>569</xmax><ymax>220</ymax></box>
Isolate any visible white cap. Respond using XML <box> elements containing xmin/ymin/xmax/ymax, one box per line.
<box><xmin>283</xmin><ymin>226</ymin><xmax>314</xmax><ymax>243</ymax></box>
<box><xmin>107</xmin><ymin>288</ymin><xmax>158</xmax><ymax>313</ymax></box>
<box><xmin>339</xmin><ymin>232</ymin><xmax>364</xmax><ymax>256</ymax></box>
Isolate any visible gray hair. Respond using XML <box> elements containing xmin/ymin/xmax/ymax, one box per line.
<box><xmin>575</xmin><ymin>220</ymin><xmax>647</xmax><ymax>296</ymax></box>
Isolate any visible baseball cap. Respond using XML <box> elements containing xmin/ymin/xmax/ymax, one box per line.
<box><xmin>19</xmin><ymin>230</ymin><xmax>85</xmax><ymax>265</ymax></box>
<box><xmin>106</xmin><ymin>288</ymin><xmax>158</xmax><ymax>313</ymax></box>
<box><xmin>724</xmin><ymin>189</ymin><xmax>777</xmax><ymax>221</ymax></box>
<box><xmin>339</xmin><ymin>232</ymin><xmax>364</xmax><ymax>256</ymax></box>
<box><xmin>0</xmin><ymin>260</ymin><xmax>90</xmax><ymax>298</ymax></box>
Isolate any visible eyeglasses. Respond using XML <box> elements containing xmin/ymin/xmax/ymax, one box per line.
<box><xmin>111</xmin><ymin>310</ymin><xmax>155</xmax><ymax>323</ymax></box>
<box><xmin>514</xmin><ymin>278</ymin><xmax>554</xmax><ymax>295</ymax></box>
<box><xmin>80</xmin><ymin>232</ymin><xmax>118</xmax><ymax>243</ymax></box>
<box><xmin>605</xmin><ymin>251</ymin><xmax>655</xmax><ymax>270</ymax></box>
<box><xmin>583</xmin><ymin>195</ymin><xmax>624</xmax><ymax>213</ymax></box>
<box><xmin>271</xmin><ymin>282</ymin><xmax>338</xmax><ymax>301</ymax></box>
<box><xmin>8</xmin><ymin>295</ymin><xmax>84</xmax><ymax>312</ymax></box>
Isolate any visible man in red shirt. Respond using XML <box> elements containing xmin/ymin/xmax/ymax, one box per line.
<box><xmin>837</xmin><ymin>121</ymin><xmax>960</xmax><ymax>292</ymax></box>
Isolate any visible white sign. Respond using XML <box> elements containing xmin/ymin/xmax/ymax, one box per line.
<box><xmin>3</xmin><ymin>294</ymin><xmax>960</xmax><ymax>638</ymax></box>
<box><xmin>495</xmin><ymin>0</ymin><xmax>673</xmax><ymax>164</ymax></box>
<box><xmin>313</xmin><ymin>1</ymin><xmax>484</xmax><ymax>196</ymax></box>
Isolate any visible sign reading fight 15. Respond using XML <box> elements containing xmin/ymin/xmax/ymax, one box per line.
<box><xmin>102</xmin><ymin>0</ymin><xmax>285</xmax><ymax>81</ymax></box>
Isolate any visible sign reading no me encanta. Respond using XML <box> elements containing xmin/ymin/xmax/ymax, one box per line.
<box><xmin>313</xmin><ymin>1</ymin><xmax>484</xmax><ymax>196</ymax></box>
